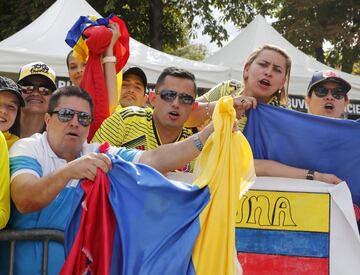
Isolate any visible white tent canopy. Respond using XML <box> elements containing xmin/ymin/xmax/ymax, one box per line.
<box><xmin>205</xmin><ymin>15</ymin><xmax>360</xmax><ymax>100</ymax></box>
<box><xmin>0</xmin><ymin>0</ymin><xmax>231</xmax><ymax>89</ymax></box>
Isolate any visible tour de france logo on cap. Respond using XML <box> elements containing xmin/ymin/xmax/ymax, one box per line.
<box><xmin>30</xmin><ymin>63</ymin><xmax>50</xmax><ymax>75</ymax></box>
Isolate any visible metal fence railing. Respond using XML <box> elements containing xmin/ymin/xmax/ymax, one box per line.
<box><xmin>0</xmin><ymin>229</ymin><xmax>64</xmax><ymax>275</ymax></box>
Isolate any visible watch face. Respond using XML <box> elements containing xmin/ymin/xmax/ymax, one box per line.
<box><xmin>306</xmin><ymin>170</ymin><xmax>314</xmax><ymax>180</ymax></box>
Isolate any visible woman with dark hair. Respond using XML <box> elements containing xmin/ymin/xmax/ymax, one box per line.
<box><xmin>0</xmin><ymin>76</ymin><xmax>25</xmax><ymax>148</ymax></box>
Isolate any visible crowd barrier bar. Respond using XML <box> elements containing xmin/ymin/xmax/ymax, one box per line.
<box><xmin>0</xmin><ymin>229</ymin><xmax>64</xmax><ymax>275</ymax></box>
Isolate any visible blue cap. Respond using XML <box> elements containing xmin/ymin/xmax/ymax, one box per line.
<box><xmin>0</xmin><ymin>76</ymin><xmax>25</xmax><ymax>107</ymax></box>
<box><xmin>307</xmin><ymin>70</ymin><xmax>351</xmax><ymax>95</ymax></box>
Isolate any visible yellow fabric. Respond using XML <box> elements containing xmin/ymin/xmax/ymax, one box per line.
<box><xmin>3</xmin><ymin>131</ymin><xmax>19</xmax><ymax>149</ymax></box>
<box><xmin>0</xmin><ymin>131</ymin><xmax>10</xmax><ymax>229</ymax></box>
<box><xmin>202</xmin><ymin>80</ymin><xmax>290</xmax><ymax>132</ymax></box>
<box><xmin>72</xmin><ymin>38</ymin><xmax>89</xmax><ymax>65</ymax></box>
<box><xmin>192</xmin><ymin>96</ymin><xmax>255</xmax><ymax>275</ymax></box>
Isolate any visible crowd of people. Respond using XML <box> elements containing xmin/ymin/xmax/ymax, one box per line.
<box><xmin>0</xmin><ymin>23</ymin><xmax>355</xmax><ymax>274</ymax></box>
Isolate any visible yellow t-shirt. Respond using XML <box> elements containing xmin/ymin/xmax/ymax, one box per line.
<box><xmin>202</xmin><ymin>80</ymin><xmax>289</xmax><ymax>131</ymax></box>
<box><xmin>3</xmin><ymin>131</ymin><xmax>19</xmax><ymax>149</ymax></box>
<box><xmin>202</xmin><ymin>79</ymin><xmax>244</xmax><ymax>102</ymax></box>
<box><xmin>0</xmin><ymin>131</ymin><xmax>10</xmax><ymax>229</ymax></box>
<box><xmin>92</xmin><ymin>106</ymin><xmax>195</xmax><ymax>172</ymax></box>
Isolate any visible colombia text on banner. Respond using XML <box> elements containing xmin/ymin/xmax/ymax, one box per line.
<box><xmin>236</xmin><ymin>177</ymin><xmax>360</xmax><ymax>275</ymax></box>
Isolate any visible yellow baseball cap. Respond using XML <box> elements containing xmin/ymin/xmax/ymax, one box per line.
<box><xmin>18</xmin><ymin>61</ymin><xmax>57</xmax><ymax>91</ymax></box>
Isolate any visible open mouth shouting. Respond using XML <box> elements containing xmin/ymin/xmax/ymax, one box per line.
<box><xmin>259</xmin><ymin>79</ymin><xmax>271</xmax><ymax>87</ymax></box>
<box><xmin>324</xmin><ymin>103</ymin><xmax>335</xmax><ymax>110</ymax></box>
<box><xmin>168</xmin><ymin>111</ymin><xmax>180</xmax><ymax>120</ymax></box>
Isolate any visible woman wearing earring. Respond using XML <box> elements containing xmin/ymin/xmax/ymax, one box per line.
<box><xmin>188</xmin><ymin>44</ymin><xmax>290</xmax><ymax>130</ymax></box>
<box><xmin>191</xmin><ymin>45</ymin><xmax>342</xmax><ymax>184</ymax></box>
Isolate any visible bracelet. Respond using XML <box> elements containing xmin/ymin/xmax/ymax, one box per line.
<box><xmin>306</xmin><ymin>170</ymin><xmax>315</xmax><ymax>180</ymax></box>
<box><xmin>102</xmin><ymin>56</ymin><xmax>116</xmax><ymax>64</ymax></box>
<box><xmin>193</xmin><ymin>133</ymin><xmax>204</xmax><ymax>152</ymax></box>
<box><xmin>205</xmin><ymin>101</ymin><xmax>211</xmax><ymax>119</ymax></box>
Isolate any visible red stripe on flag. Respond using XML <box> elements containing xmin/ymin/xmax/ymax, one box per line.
<box><xmin>238</xmin><ymin>252</ymin><xmax>328</xmax><ymax>275</ymax></box>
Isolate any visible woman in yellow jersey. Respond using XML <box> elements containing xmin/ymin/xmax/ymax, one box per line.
<box><xmin>189</xmin><ymin>44</ymin><xmax>341</xmax><ymax>184</ymax></box>
<box><xmin>0</xmin><ymin>76</ymin><xmax>25</xmax><ymax>148</ymax></box>
<box><xmin>187</xmin><ymin>44</ymin><xmax>289</xmax><ymax>130</ymax></box>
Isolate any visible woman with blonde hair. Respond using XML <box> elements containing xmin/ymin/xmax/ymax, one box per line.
<box><xmin>189</xmin><ymin>44</ymin><xmax>340</xmax><ymax>184</ymax></box>
<box><xmin>188</xmin><ymin>44</ymin><xmax>291</xmax><ymax>130</ymax></box>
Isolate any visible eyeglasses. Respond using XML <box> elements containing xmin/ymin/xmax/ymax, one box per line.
<box><xmin>49</xmin><ymin>108</ymin><xmax>92</xmax><ymax>127</ymax></box>
<box><xmin>157</xmin><ymin>89</ymin><xmax>195</xmax><ymax>105</ymax></box>
<box><xmin>21</xmin><ymin>85</ymin><xmax>52</xmax><ymax>96</ymax></box>
<box><xmin>313</xmin><ymin>86</ymin><xmax>346</xmax><ymax>100</ymax></box>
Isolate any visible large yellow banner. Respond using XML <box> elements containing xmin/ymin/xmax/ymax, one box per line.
<box><xmin>236</xmin><ymin>190</ymin><xmax>330</xmax><ymax>233</ymax></box>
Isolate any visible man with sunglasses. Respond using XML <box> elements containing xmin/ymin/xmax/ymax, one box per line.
<box><xmin>17</xmin><ymin>61</ymin><xmax>57</xmax><ymax>138</ymax></box>
<box><xmin>7</xmin><ymin>85</ymin><xmax>216</xmax><ymax>274</ymax></box>
<box><xmin>305</xmin><ymin>70</ymin><xmax>351</xmax><ymax>118</ymax></box>
<box><xmin>93</xmin><ymin>67</ymin><xmax>198</xmax><ymax>172</ymax></box>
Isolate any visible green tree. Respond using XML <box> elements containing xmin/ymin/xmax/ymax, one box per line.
<box><xmin>169</xmin><ymin>44</ymin><xmax>207</xmax><ymax>61</ymax></box>
<box><xmin>89</xmin><ymin>0</ymin><xmax>190</xmax><ymax>52</ymax></box>
<box><xmin>270</xmin><ymin>0</ymin><xmax>359</xmax><ymax>73</ymax></box>
<box><xmin>0</xmin><ymin>0</ymin><xmax>55</xmax><ymax>41</ymax></box>
<box><xmin>1</xmin><ymin>0</ymin><xmax>358</xmax><ymax>72</ymax></box>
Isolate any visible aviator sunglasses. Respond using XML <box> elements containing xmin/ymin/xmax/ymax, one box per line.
<box><xmin>48</xmin><ymin>108</ymin><xmax>92</xmax><ymax>127</ymax></box>
<box><xmin>157</xmin><ymin>89</ymin><xmax>195</xmax><ymax>105</ymax></box>
<box><xmin>312</xmin><ymin>86</ymin><xmax>346</xmax><ymax>100</ymax></box>
<box><xmin>20</xmin><ymin>85</ymin><xmax>52</xmax><ymax>96</ymax></box>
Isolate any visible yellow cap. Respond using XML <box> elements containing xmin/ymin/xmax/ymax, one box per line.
<box><xmin>18</xmin><ymin>61</ymin><xmax>57</xmax><ymax>91</ymax></box>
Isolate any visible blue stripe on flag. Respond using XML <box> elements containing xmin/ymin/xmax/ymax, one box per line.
<box><xmin>236</xmin><ymin>228</ymin><xmax>329</xmax><ymax>258</ymax></box>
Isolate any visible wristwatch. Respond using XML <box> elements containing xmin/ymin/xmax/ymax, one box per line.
<box><xmin>193</xmin><ymin>133</ymin><xmax>204</xmax><ymax>151</ymax></box>
<box><xmin>306</xmin><ymin>170</ymin><xmax>315</xmax><ymax>180</ymax></box>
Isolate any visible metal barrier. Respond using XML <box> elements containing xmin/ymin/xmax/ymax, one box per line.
<box><xmin>0</xmin><ymin>229</ymin><xmax>64</xmax><ymax>275</ymax></box>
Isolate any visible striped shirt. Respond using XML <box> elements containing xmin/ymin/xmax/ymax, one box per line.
<box><xmin>202</xmin><ymin>80</ymin><xmax>289</xmax><ymax>131</ymax></box>
<box><xmin>92</xmin><ymin>106</ymin><xmax>195</xmax><ymax>172</ymax></box>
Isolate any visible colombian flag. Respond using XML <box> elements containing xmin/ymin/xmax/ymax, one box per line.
<box><xmin>236</xmin><ymin>189</ymin><xmax>330</xmax><ymax>274</ymax></box>
<box><xmin>65</xmin><ymin>14</ymin><xmax>130</xmax><ymax>141</ymax></box>
<box><xmin>243</xmin><ymin>104</ymin><xmax>360</xmax><ymax>229</ymax></box>
<box><xmin>240</xmin><ymin>104</ymin><xmax>360</xmax><ymax>274</ymax></box>
<box><xmin>61</xmin><ymin>97</ymin><xmax>255</xmax><ymax>274</ymax></box>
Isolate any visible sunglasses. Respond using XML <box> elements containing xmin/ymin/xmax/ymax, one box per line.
<box><xmin>157</xmin><ymin>89</ymin><xmax>195</xmax><ymax>105</ymax></box>
<box><xmin>49</xmin><ymin>108</ymin><xmax>92</xmax><ymax>127</ymax></box>
<box><xmin>313</xmin><ymin>86</ymin><xmax>346</xmax><ymax>100</ymax></box>
<box><xmin>21</xmin><ymin>85</ymin><xmax>52</xmax><ymax>96</ymax></box>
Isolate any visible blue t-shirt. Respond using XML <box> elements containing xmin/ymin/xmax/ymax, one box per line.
<box><xmin>7</xmin><ymin>132</ymin><xmax>141</xmax><ymax>275</ymax></box>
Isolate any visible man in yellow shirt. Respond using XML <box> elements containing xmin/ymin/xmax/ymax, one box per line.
<box><xmin>93</xmin><ymin>67</ymin><xmax>197</xmax><ymax>172</ymax></box>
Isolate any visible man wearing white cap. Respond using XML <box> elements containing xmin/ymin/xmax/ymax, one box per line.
<box><xmin>17</xmin><ymin>61</ymin><xmax>57</xmax><ymax>138</ymax></box>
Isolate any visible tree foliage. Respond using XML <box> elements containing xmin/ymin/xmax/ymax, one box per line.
<box><xmin>269</xmin><ymin>0</ymin><xmax>360</xmax><ymax>73</ymax></box>
<box><xmin>169</xmin><ymin>44</ymin><xmax>207</xmax><ymax>61</ymax></box>
<box><xmin>0</xmin><ymin>0</ymin><xmax>55</xmax><ymax>41</ymax></box>
<box><xmin>0</xmin><ymin>0</ymin><xmax>358</xmax><ymax>70</ymax></box>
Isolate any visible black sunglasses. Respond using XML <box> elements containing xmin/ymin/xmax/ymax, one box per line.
<box><xmin>49</xmin><ymin>108</ymin><xmax>92</xmax><ymax>127</ymax></box>
<box><xmin>313</xmin><ymin>86</ymin><xmax>346</xmax><ymax>100</ymax></box>
<box><xmin>20</xmin><ymin>85</ymin><xmax>52</xmax><ymax>96</ymax></box>
<box><xmin>157</xmin><ymin>89</ymin><xmax>195</xmax><ymax>105</ymax></box>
